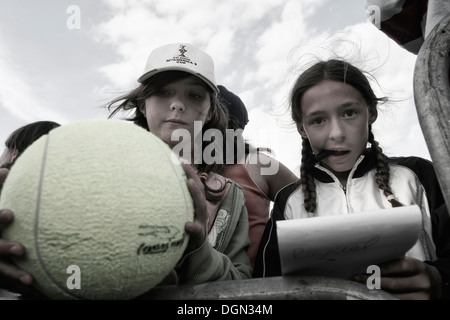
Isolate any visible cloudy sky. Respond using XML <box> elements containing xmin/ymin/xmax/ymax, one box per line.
<box><xmin>0</xmin><ymin>0</ymin><xmax>430</xmax><ymax>176</ymax></box>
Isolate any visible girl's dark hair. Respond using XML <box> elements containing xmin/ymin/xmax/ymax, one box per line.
<box><xmin>290</xmin><ymin>59</ymin><xmax>402</xmax><ymax>214</ymax></box>
<box><xmin>225</xmin><ymin>112</ymin><xmax>273</xmax><ymax>164</ymax></box>
<box><xmin>3</xmin><ymin>121</ymin><xmax>61</xmax><ymax>169</ymax></box>
<box><xmin>220</xmin><ymin>89</ymin><xmax>274</xmax><ymax>164</ymax></box>
<box><xmin>106</xmin><ymin>70</ymin><xmax>229</xmax><ymax>202</ymax></box>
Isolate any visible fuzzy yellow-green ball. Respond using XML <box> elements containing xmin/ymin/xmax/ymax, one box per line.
<box><xmin>0</xmin><ymin>119</ymin><xmax>194</xmax><ymax>300</ymax></box>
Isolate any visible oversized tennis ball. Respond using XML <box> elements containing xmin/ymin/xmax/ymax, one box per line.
<box><xmin>0</xmin><ymin>119</ymin><xmax>194</xmax><ymax>300</ymax></box>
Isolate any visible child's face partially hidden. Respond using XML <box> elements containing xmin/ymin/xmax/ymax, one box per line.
<box><xmin>141</xmin><ymin>76</ymin><xmax>211</xmax><ymax>149</ymax></box>
<box><xmin>297</xmin><ymin>79</ymin><xmax>377</xmax><ymax>175</ymax></box>
<box><xmin>0</xmin><ymin>147</ymin><xmax>17</xmax><ymax>168</ymax></box>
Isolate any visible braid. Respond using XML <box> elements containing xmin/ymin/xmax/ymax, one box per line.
<box><xmin>368</xmin><ymin>128</ymin><xmax>404</xmax><ymax>208</ymax></box>
<box><xmin>300</xmin><ymin>138</ymin><xmax>318</xmax><ymax>216</ymax></box>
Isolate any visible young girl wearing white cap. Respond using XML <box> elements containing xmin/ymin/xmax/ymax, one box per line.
<box><xmin>0</xmin><ymin>43</ymin><xmax>252</xmax><ymax>296</ymax></box>
<box><xmin>106</xmin><ymin>43</ymin><xmax>253</xmax><ymax>285</ymax></box>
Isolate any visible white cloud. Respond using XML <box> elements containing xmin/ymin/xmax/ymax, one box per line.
<box><xmin>94</xmin><ymin>0</ymin><xmax>318</xmax><ymax>94</ymax></box>
<box><xmin>244</xmin><ymin>107</ymin><xmax>301</xmax><ymax>174</ymax></box>
<box><xmin>0</xmin><ymin>41</ymin><xmax>71</xmax><ymax>124</ymax></box>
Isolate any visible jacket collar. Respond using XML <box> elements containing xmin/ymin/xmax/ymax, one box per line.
<box><xmin>311</xmin><ymin>149</ymin><xmax>377</xmax><ymax>183</ymax></box>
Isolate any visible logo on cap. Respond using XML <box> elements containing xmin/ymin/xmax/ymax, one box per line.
<box><xmin>178</xmin><ymin>45</ymin><xmax>187</xmax><ymax>57</ymax></box>
<box><xmin>166</xmin><ymin>45</ymin><xmax>197</xmax><ymax>66</ymax></box>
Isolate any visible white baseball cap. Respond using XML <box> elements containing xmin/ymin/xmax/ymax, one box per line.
<box><xmin>138</xmin><ymin>43</ymin><xmax>219</xmax><ymax>94</ymax></box>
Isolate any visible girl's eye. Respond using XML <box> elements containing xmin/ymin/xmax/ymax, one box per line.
<box><xmin>189</xmin><ymin>93</ymin><xmax>201</xmax><ymax>99</ymax></box>
<box><xmin>311</xmin><ymin>117</ymin><xmax>325</xmax><ymax>125</ymax></box>
<box><xmin>188</xmin><ymin>91</ymin><xmax>206</xmax><ymax>100</ymax></box>
<box><xmin>343</xmin><ymin>110</ymin><xmax>357</xmax><ymax>118</ymax></box>
<box><xmin>155</xmin><ymin>89</ymin><xmax>170</xmax><ymax>96</ymax></box>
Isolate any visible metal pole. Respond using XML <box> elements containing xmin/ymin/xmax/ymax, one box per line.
<box><xmin>141</xmin><ymin>276</ymin><xmax>396</xmax><ymax>300</ymax></box>
<box><xmin>414</xmin><ymin>15</ymin><xmax>450</xmax><ymax>217</ymax></box>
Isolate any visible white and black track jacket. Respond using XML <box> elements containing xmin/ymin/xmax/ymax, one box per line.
<box><xmin>253</xmin><ymin>150</ymin><xmax>450</xmax><ymax>298</ymax></box>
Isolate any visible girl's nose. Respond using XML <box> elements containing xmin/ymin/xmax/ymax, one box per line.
<box><xmin>169</xmin><ymin>98</ymin><xmax>185</xmax><ymax>112</ymax></box>
<box><xmin>328</xmin><ymin>119</ymin><xmax>345</xmax><ymax>141</ymax></box>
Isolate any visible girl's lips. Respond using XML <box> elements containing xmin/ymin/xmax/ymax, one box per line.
<box><xmin>316</xmin><ymin>149</ymin><xmax>350</xmax><ymax>161</ymax></box>
<box><xmin>166</xmin><ymin>119</ymin><xmax>187</xmax><ymax>125</ymax></box>
<box><xmin>331</xmin><ymin>150</ymin><xmax>350</xmax><ymax>156</ymax></box>
<box><xmin>327</xmin><ymin>150</ymin><xmax>351</xmax><ymax>162</ymax></box>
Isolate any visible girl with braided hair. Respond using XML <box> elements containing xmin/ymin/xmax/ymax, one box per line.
<box><xmin>253</xmin><ymin>59</ymin><xmax>450</xmax><ymax>300</ymax></box>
